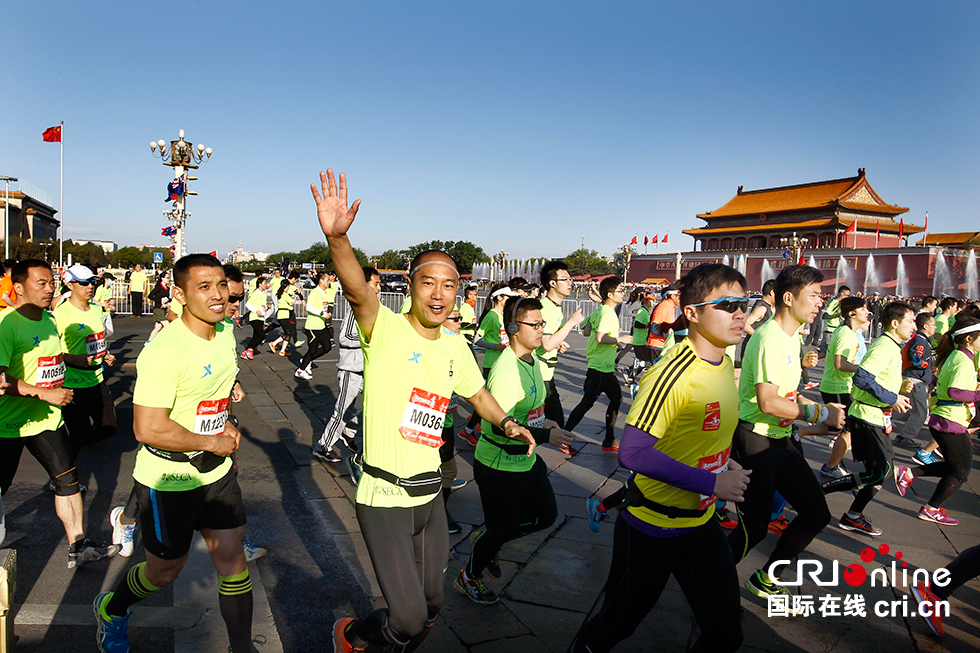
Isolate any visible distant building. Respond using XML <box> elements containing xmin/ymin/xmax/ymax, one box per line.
<box><xmin>0</xmin><ymin>189</ymin><xmax>59</xmax><ymax>242</ymax></box>
<box><xmin>917</xmin><ymin>232</ymin><xmax>980</xmax><ymax>249</ymax></box>
<box><xmin>227</xmin><ymin>244</ymin><xmax>269</xmax><ymax>263</ymax></box>
<box><xmin>72</xmin><ymin>239</ymin><xmax>118</xmax><ymax>253</ymax></box>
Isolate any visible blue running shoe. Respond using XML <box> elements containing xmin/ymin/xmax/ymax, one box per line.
<box><xmin>94</xmin><ymin>592</ymin><xmax>131</xmax><ymax>653</ymax></box>
<box><xmin>914</xmin><ymin>449</ymin><xmax>938</xmax><ymax>466</ymax></box>
<box><xmin>586</xmin><ymin>498</ymin><xmax>608</xmax><ymax>534</ymax></box>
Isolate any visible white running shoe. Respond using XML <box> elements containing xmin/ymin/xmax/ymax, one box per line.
<box><xmin>295</xmin><ymin>368</ymin><xmax>313</xmax><ymax>380</ymax></box>
<box><xmin>243</xmin><ymin>537</ymin><xmax>267</xmax><ymax>562</ymax></box>
<box><xmin>110</xmin><ymin>506</ymin><xmax>137</xmax><ymax>558</ymax></box>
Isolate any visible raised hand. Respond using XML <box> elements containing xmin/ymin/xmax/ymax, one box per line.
<box><xmin>311</xmin><ymin>169</ymin><xmax>361</xmax><ymax>238</ymax></box>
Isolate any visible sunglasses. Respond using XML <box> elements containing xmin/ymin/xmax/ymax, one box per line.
<box><xmin>445</xmin><ymin>316</ymin><xmax>462</xmax><ymax>322</ymax></box>
<box><xmin>688</xmin><ymin>297</ymin><xmax>749</xmax><ymax>314</ymax></box>
<box><xmin>228</xmin><ymin>293</ymin><xmax>245</xmax><ymax>303</ymax></box>
<box><xmin>72</xmin><ymin>279</ymin><xmax>94</xmax><ymax>286</ymax></box>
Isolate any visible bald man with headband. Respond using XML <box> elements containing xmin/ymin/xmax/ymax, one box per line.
<box><xmin>312</xmin><ymin>169</ymin><xmax>536</xmax><ymax>653</ymax></box>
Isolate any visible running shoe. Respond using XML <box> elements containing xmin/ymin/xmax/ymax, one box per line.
<box><xmin>294</xmin><ymin>339</ymin><xmax>306</xmax><ymax>347</ymax></box>
<box><xmin>332</xmin><ymin>617</ymin><xmax>364</xmax><ymax>653</ymax></box>
<box><xmin>744</xmin><ymin>570</ymin><xmax>797</xmax><ymax>614</ymax></box>
<box><xmin>312</xmin><ymin>447</ymin><xmax>342</xmax><ymax>464</ymax></box>
<box><xmin>278</xmin><ymin>349</ymin><xmax>287</xmax><ymax>357</ymax></box>
<box><xmin>803</xmin><ymin>382</ymin><xmax>819</xmax><ymax>390</ymax></box>
<box><xmin>560</xmin><ymin>443</ymin><xmax>578</xmax><ymax>456</ymax></box>
<box><xmin>346</xmin><ymin>454</ymin><xmax>364</xmax><ymax>485</ymax></box>
<box><xmin>243</xmin><ymin>537</ymin><xmax>267</xmax><ymax>562</ymax></box>
<box><xmin>918</xmin><ymin>505</ymin><xmax>959</xmax><ymax>525</ymax></box>
<box><xmin>911</xmin><ymin>582</ymin><xmax>945</xmax><ymax>637</ymax></box>
<box><xmin>914</xmin><ymin>449</ymin><xmax>939</xmax><ymax>465</ymax></box>
<box><xmin>446</xmin><ymin>511</ymin><xmax>461</xmax><ymax>534</ymax></box>
<box><xmin>69</xmin><ymin>538</ymin><xmax>121</xmax><ymax>569</ymax></box>
<box><xmin>240</xmin><ymin>349</ymin><xmax>254</xmax><ymax>360</ymax></box>
<box><xmin>894</xmin><ymin>465</ymin><xmax>914</xmax><ymax>497</ymax></box>
<box><xmin>339</xmin><ymin>428</ymin><xmax>359</xmax><ymax>452</ymax></box>
<box><xmin>458</xmin><ymin>427</ymin><xmax>479</xmax><ymax>447</ymax></box>
<box><xmin>109</xmin><ymin>507</ymin><xmax>136</xmax><ymax>558</ymax></box>
<box><xmin>94</xmin><ymin>591</ymin><xmax>131</xmax><ymax>653</ymax></box>
<box><xmin>450</xmin><ymin>478</ymin><xmax>469</xmax><ymax>493</ymax></box>
<box><xmin>768</xmin><ymin>515</ymin><xmax>790</xmax><ymax>536</ymax></box>
<box><xmin>454</xmin><ymin>570</ymin><xmax>499</xmax><ymax>605</ymax></box>
<box><xmin>893</xmin><ymin>434</ymin><xmax>919</xmax><ymax>448</ymax></box>
<box><xmin>294</xmin><ymin>368</ymin><xmax>313</xmax><ymax>380</ymax></box>
<box><xmin>601</xmin><ymin>443</ymin><xmax>620</xmax><ymax>452</ymax></box>
<box><xmin>586</xmin><ymin>498</ymin><xmax>609</xmax><ymax>534</ymax></box>
<box><xmin>838</xmin><ymin>513</ymin><xmax>882</xmax><ymax>536</ymax></box>
<box><xmin>819</xmin><ymin>464</ymin><xmax>845</xmax><ymax>479</ymax></box>
<box><xmin>268</xmin><ymin>343</ymin><xmax>277</xmax><ymax>355</ymax></box>
<box><xmin>716</xmin><ymin>506</ymin><xmax>738</xmax><ymax>529</ymax></box>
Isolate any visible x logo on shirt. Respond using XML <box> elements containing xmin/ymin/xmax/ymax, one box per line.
<box><xmin>201</xmin><ymin>364</ymin><xmax>212</xmax><ymax>378</ymax></box>
<box><xmin>408</xmin><ymin>352</ymin><xmax>421</xmax><ymax>364</ymax></box>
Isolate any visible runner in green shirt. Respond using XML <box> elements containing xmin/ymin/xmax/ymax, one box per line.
<box><xmin>821</xmin><ymin>286</ymin><xmax>850</xmax><ymax>350</ymax></box>
<box><xmin>565</xmin><ymin>275</ymin><xmax>632</xmax><ymax>452</ymax></box>
<box><xmin>0</xmin><ymin>259</ymin><xmax>118</xmax><ymax>570</ymax></box>
<box><xmin>312</xmin><ymin>168</ymin><xmax>534</xmax><ymax>653</ymax></box>
<box><xmin>95</xmin><ymin>254</ymin><xmax>254</xmax><ymax>653</ymax></box>
<box><xmin>731</xmin><ymin>264</ymin><xmax>846</xmax><ymax>604</ymax></box>
<box><xmin>296</xmin><ymin>270</ymin><xmax>334</xmax><ymax>379</ymax></box>
<box><xmin>54</xmin><ymin>264</ymin><xmax>118</xmax><ymax>461</ymax></box>
<box><xmin>537</xmin><ymin>260</ymin><xmax>585</xmax><ymax>427</ymax></box>
<box><xmin>932</xmin><ymin>297</ymin><xmax>960</xmax><ymax>346</ymax></box>
<box><xmin>459</xmin><ymin>285</ymin><xmax>478</xmax><ymax>343</ymax></box>
<box><xmin>462</xmin><ymin>296</ymin><xmax>575</xmax><ymax>603</ymax></box>
<box><xmin>821</xmin><ymin>301</ymin><xmax>914</xmax><ymax>537</ymax></box>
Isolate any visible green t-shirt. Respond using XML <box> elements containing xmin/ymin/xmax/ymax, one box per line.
<box><xmin>276</xmin><ymin>283</ymin><xmax>300</xmax><ymax>318</ymax></box>
<box><xmin>246</xmin><ymin>289</ymin><xmax>267</xmax><ymax>323</ymax></box>
<box><xmin>477</xmin><ymin>309</ymin><xmax>507</xmax><ymax>370</ymax></box>
<box><xmin>820</xmin><ymin>325</ymin><xmax>858</xmax><ymax>395</ymax></box>
<box><xmin>477</xmin><ymin>347</ymin><xmax>546</xmax><ymax>472</ymax></box>
<box><xmin>357</xmin><ymin>306</ymin><xmax>484</xmax><ymax>508</ymax></box>
<box><xmin>738</xmin><ymin>318</ymin><xmax>802</xmax><ymax>438</ymax></box>
<box><xmin>129</xmin><ymin>270</ymin><xmax>147</xmax><ymax>294</ymax></box>
<box><xmin>269</xmin><ymin>276</ymin><xmax>284</xmax><ymax>296</ymax></box>
<box><xmin>0</xmin><ymin>309</ymin><xmax>65</xmax><ymax>438</ymax></box>
<box><xmin>305</xmin><ymin>287</ymin><xmax>328</xmax><ymax>331</ymax></box>
<box><xmin>933</xmin><ymin>314</ymin><xmax>950</xmax><ymax>347</ymax></box>
<box><xmin>824</xmin><ymin>297</ymin><xmax>843</xmax><ymax>330</ymax></box>
<box><xmin>535</xmin><ymin>296</ymin><xmax>565</xmax><ymax>382</ymax></box>
<box><xmin>632</xmin><ymin>306</ymin><xmax>651</xmax><ymax>346</ymax></box>
<box><xmin>399</xmin><ymin>296</ymin><xmax>412</xmax><ymax>314</ymax></box>
<box><xmin>586</xmin><ymin>305</ymin><xmax>619</xmax><ymax>373</ymax></box>
<box><xmin>131</xmin><ymin>318</ymin><xmax>237</xmax><ymax>491</ymax></box>
<box><xmin>459</xmin><ymin>301</ymin><xmax>477</xmax><ymax>339</ymax></box>
<box><xmin>94</xmin><ymin>285</ymin><xmax>112</xmax><ymax>305</ymax></box>
<box><xmin>53</xmin><ymin>300</ymin><xmax>108</xmax><ymax>388</ymax></box>
<box><xmin>324</xmin><ymin>281</ymin><xmax>339</xmax><ymax>304</ymax></box>
<box><xmin>849</xmin><ymin>334</ymin><xmax>904</xmax><ymax>428</ymax></box>
<box><xmin>931</xmin><ymin>349</ymin><xmax>978</xmax><ymax>427</ymax></box>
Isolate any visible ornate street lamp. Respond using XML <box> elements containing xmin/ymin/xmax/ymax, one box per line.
<box><xmin>149</xmin><ymin>130</ymin><xmax>213</xmax><ymax>262</ymax></box>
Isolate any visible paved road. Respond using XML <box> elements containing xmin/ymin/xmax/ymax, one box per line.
<box><xmin>4</xmin><ymin>315</ymin><xmax>980</xmax><ymax>652</ymax></box>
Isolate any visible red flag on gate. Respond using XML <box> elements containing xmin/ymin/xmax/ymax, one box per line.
<box><xmin>629</xmin><ymin>235</ymin><xmax>637</xmax><ymax>245</ymax></box>
<box><xmin>899</xmin><ymin>218</ymin><xmax>904</xmax><ymax>240</ymax></box>
<box><xmin>662</xmin><ymin>233</ymin><xmax>668</xmax><ymax>243</ymax></box>
<box><xmin>650</xmin><ymin>234</ymin><xmax>658</xmax><ymax>244</ymax></box>
<box><xmin>208</xmin><ymin>251</ymin><xmax>218</xmax><ymax>258</ymax></box>
<box><xmin>875</xmin><ymin>219</ymin><xmax>880</xmax><ymax>248</ymax></box>
<box><xmin>798</xmin><ymin>250</ymin><xmax>806</xmax><ymax>265</ymax></box>
<box><xmin>42</xmin><ymin>126</ymin><xmax>62</xmax><ymax>142</ymax></box>
<box><xmin>644</xmin><ymin>234</ymin><xmax>648</xmax><ymax>246</ymax></box>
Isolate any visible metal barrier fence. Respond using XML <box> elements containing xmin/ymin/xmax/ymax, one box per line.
<box><xmin>110</xmin><ymin>285</ymin><xmax>640</xmax><ymax>334</ymax></box>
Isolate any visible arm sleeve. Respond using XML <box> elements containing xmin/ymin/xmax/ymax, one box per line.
<box><xmin>618</xmin><ymin>424</ymin><xmax>716</xmax><ymax>496</ymax></box>
<box><xmin>852</xmin><ymin>367</ymin><xmax>899</xmax><ymax>405</ymax></box>
<box><xmin>947</xmin><ymin>387</ymin><xmax>980</xmax><ymax>403</ymax></box>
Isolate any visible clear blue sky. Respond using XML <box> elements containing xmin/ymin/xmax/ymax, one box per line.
<box><xmin>3</xmin><ymin>1</ymin><xmax>978</xmax><ymax>262</ymax></box>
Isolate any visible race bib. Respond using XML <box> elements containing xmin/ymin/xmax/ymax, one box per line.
<box><xmin>968</xmin><ymin>403</ymin><xmax>977</xmax><ymax>420</ymax></box>
<box><xmin>399</xmin><ymin>388</ymin><xmax>450</xmax><ymax>448</ymax></box>
<box><xmin>86</xmin><ymin>331</ymin><xmax>107</xmax><ymax>358</ymax></box>
<box><xmin>35</xmin><ymin>355</ymin><xmax>65</xmax><ymax>388</ymax></box>
<box><xmin>527</xmin><ymin>405</ymin><xmax>545</xmax><ymax>428</ymax></box>
<box><xmin>778</xmin><ymin>390</ymin><xmax>799</xmax><ymax>428</ymax></box>
<box><xmin>194</xmin><ymin>398</ymin><xmax>229</xmax><ymax>435</ymax></box>
<box><xmin>882</xmin><ymin>408</ymin><xmax>893</xmax><ymax>434</ymax></box>
<box><xmin>447</xmin><ymin>394</ymin><xmax>459</xmax><ymax>415</ymax></box>
<box><xmin>697</xmin><ymin>446</ymin><xmax>731</xmax><ymax>510</ymax></box>
<box><xmin>499</xmin><ymin>325</ymin><xmax>509</xmax><ymax>347</ymax></box>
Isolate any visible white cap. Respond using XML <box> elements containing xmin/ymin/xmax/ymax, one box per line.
<box><xmin>490</xmin><ymin>287</ymin><xmax>521</xmax><ymax>299</ymax></box>
<box><xmin>64</xmin><ymin>264</ymin><xmax>96</xmax><ymax>283</ymax></box>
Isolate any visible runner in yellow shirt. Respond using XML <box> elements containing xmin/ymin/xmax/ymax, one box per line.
<box><xmin>311</xmin><ymin>168</ymin><xmax>534</xmax><ymax>653</ymax></box>
<box><xmin>128</xmin><ymin>263</ymin><xmax>148</xmax><ymax>318</ymax></box>
<box><xmin>95</xmin><ymin>254</ymin><xmax>254</xmax><ymax>653</ymax></box>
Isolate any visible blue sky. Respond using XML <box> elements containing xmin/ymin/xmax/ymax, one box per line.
<box><xmin>3</xmin><ymin>1</ymin><xmax>978</xmax><ymax>262</ymax></box>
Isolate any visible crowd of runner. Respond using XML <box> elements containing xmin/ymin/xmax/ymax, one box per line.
<box><xmin>0</xmin><ymin>167</ymin><xmax>979</xmax><ymax>652</ymax></box>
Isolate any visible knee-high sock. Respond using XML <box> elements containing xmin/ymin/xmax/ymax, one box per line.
<box><xmin>105</xmin><ymin>562</ymin><xmax>159</xmax><ymax>617</ymax></box>
<box><xmin>219</xmin><ymin>569</ymin><xmax>254</xmax><ymax>653</ymax></box>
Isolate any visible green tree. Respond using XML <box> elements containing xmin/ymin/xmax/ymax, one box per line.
<box><xmin>376</xmin><ymin>249</ymin><xmax>407</xmax><ymax>270</ymax></box>
<box><xmin>564</xmin><ymin>248</ymin><xmax>613</xmax><ymax>276</ymax></box>
<box><xmin>402</xmin><ymin>240</ymin><xmax>489</xmax><ymax>274</ymax></box>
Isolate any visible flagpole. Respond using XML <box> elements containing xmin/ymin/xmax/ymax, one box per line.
<box><xmin>59</xmin><ymin>120</ymin><xmax>64</xmax><ymax>268</ymax></box>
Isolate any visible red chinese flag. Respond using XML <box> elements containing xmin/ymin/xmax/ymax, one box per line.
<box><xmin>843</xmin><ymin>221</ymin><xmax>857</xmax><ymax>234</ymax></box>
<box><xmin>650</xmin><ymin>234</ymin><xmax>658</xmax><ymax>244</ymax></box>
<box><xmin>798</xmin><ymin>251</ymin><xmax>806</xmax><ymax>265</ymax></box>
<box><xmin>899</xmin><ymin>218</ymin><xmax>904</xmax><ymax>239</ymax></box>
<box><xmin>662</xmin><ymin>233</ymin><xmax>668</xmax><ymax>243</ymax></box>
<box><xmin>208</xmin><ymin>251</ymin><xmax>218</xmax><ymax>258</ymax></box>
<box><xmin>644</xmin><ymin>234</ymin><xmax>648</xmax><ymax>246</ymax></box>
<box><xmin>629</xmin><ymin>235</ymin><xmax>637</xmax><ymax>245</ymax></box>
<box><xmin>42</xmin><ymin>126</ymin><xmax>62</xmax><ymax>142</ymax></box>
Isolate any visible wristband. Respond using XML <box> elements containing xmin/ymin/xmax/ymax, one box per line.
<box><xmin>802</xmin><ymin>404</ymin><xmax>814</xmax><ymax>424</ymax></box>
<box><xmin>500</xmin><ymin>416</ymin><xmax>518</xmax><ymax>432</ymax></box>
<box><xmin>817</xmin><ymin>405</ymin><xmax>830</xmax><ymax>425</ymax></box>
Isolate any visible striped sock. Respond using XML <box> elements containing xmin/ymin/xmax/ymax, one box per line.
<box><xmin>218</xmin><ymin>569</ymin><xmax>253</xmax><ymax>652</ymax></box>
<box><xmin>105</xmin><ymin>562</ymin><xmax>160</xmax><ymax>617</ymax></box>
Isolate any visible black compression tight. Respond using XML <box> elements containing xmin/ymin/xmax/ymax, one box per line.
<box><xmin>299</xmin><ymin>328</ymin><xmax>331</xmax><ymax>369</ymax></box>
<box><xmin>912</xmin><ymin>427</ymin><xmax>973</xmax><ymax>508</ymax></box>
<box><xmin>565</xmin><ymin>368</ymin><xmax>621</xmax><ymax>446</ymax></box>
